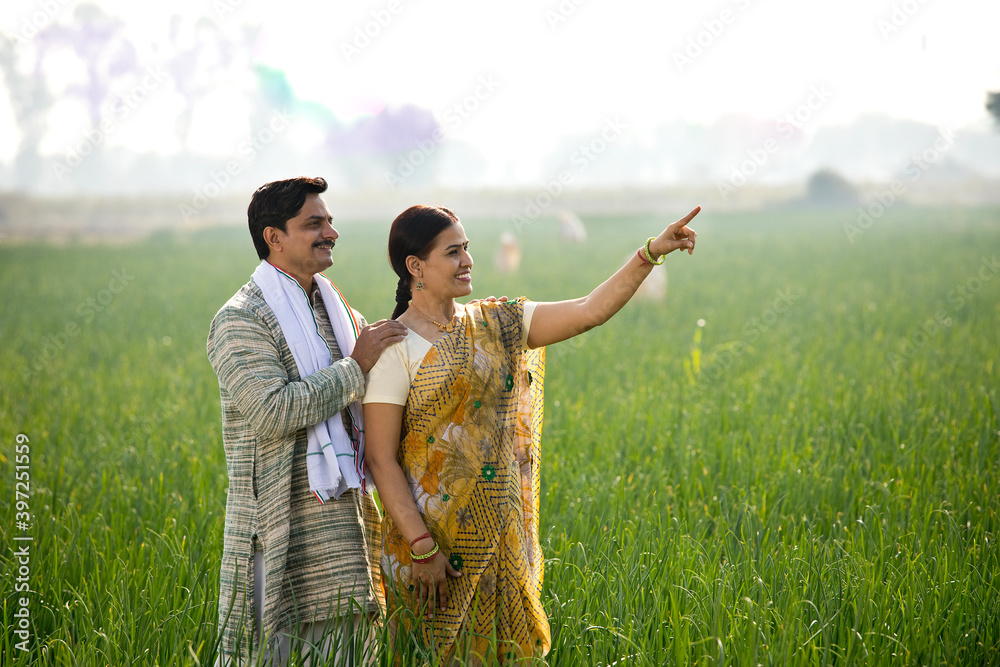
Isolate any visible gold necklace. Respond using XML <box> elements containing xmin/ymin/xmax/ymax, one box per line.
<box><xmin>414</xmin><ymin>305</ymin><xmax>455</xmax><ymax>331</ymax></box>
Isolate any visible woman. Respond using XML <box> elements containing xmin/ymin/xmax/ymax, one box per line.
<box><xmin>363</xmin><ymin>204</ymin><xmax>699</xmax><ymax>663</ymax></box>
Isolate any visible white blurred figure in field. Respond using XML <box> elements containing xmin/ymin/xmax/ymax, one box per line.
<box><xmin>557</xmin><ymin>210</ymin><xmax>587</xmax><ymax>243</ymax></box>
<box><xmin>494</xmin><ymin>232</ymin><xmax>522</xmax><ymax>274</ymax></box>
<box><xmin>629</xmin><ymin>252</ymin><xmax>667</xmax><ymax>302</ymax></box>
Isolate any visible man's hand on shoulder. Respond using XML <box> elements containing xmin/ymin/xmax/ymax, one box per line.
<box><xmin>350</xmin><ymin>319</ymin><xmax>408</xmax><ymax>374</ymax></box>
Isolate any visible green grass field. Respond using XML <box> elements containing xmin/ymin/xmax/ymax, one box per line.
<box><xmin>1</xmin><ymin>205</ymin><xmax>998</xmax><ymax>665</ymax></box>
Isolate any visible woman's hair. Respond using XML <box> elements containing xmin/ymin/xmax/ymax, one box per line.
<box><xmin>388</xmin><ymin>205</ymin><xmax>460</xmax><ymax>319</ymax></box>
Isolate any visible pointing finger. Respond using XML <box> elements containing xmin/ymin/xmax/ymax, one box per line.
<box><xmin>679</xmin><ymin>206</ymin><xmax>701</xmax><ymax>224</ymax></box>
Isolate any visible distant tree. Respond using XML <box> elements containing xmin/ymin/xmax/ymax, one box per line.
<box><xmin>166</xmin><ymin>15</ymin><xmax>256</xmax><ymax>150</ymax></box>
<box><xmin>0</xmin><ymin>35</ymin><xmax>55</xmax><ymax>188</ymax></box>
<box><xmin>987</xmin><ymin>91</ymin><xmax>1000</xmax><ymax>126</ymax></box>
<box><xmin>805</xmin><ymin>168</ymin><xmax>859</xmax><ymax>206</ymax></box>
<box><xmin>46</xmin><ymin>3</ymin><xmax>137</xmax><ymax>132</ymax></box>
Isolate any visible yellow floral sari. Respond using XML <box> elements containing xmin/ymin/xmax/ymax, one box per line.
<box><xmin>381</xmin><ymin>299</ymin><xmax>549</xmax><ymax>664</ymax></box>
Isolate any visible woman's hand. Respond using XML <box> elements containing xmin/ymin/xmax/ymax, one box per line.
<box><xmin>649</xmin><ymin>206</ymin><xmax>700</xmax><ymax>257</ymax></box>
<box><xmin>525</xmin><ymin>204</ymin><xmax>702</xmax><ymax>350</ymax></box>
<box><xmin>411</xmin><ymin>541</ymin><xmax>462</xmax><ymax>619</ymax></box>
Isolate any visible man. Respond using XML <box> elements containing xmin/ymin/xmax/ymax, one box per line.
<box><xmin>207</xmin><ymin>176</ymin><xmax>406</xmax><ymax>665</ymax></box>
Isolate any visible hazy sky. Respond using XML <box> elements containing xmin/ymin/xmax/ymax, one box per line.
<box><xmin>2</xmin><ymin>0</ymin><xmax>998</xmax><ymax>173</ymax></box>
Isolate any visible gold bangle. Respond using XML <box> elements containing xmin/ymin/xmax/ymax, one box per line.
<box><xmin>411</xmin><ymin>543</ymin><xmax>439</xmax><ymax>563</ymax></box>
<box><xmin>643</xmin><ymin>237</ymin><xmax>665</xmax><ymax>265</ymax></box>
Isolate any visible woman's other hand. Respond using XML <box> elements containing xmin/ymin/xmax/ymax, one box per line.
<box><xmin>411</xmin><ymin>539</ymin><xmax>462</xmax><ymax>619</ymax></box>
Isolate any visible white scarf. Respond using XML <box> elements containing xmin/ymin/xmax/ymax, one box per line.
<box><xmin>252</xmin><ymin>260</ymin><xmax>370</xmax><ymax>503</ymax></box>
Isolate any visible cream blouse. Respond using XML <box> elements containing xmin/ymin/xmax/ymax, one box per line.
<box><xmin>363</xmin><ymin>301</ymin><xmax>538</xmax><ymax>406</ymax></box>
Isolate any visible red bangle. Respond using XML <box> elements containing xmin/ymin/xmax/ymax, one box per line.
<box><xmin>409</xmin><ymin>532</ymin><xmax>432</xmax><ymax>548</ymax></box>
<box><xmin>636</xmin><ymin>248</ymin><xmax>652</xmax><ymax>265</ymax></box>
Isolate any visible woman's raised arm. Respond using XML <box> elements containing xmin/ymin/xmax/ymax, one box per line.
<box><xmin>526</xmin><ymin>206</ymin><xmax>699</xmax><ymax>349</ymax></box>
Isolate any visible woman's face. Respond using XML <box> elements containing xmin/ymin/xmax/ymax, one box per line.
<box><xmin>415</xmin><ymin>222</ymin><xmax>474</xmax><ymax>299</ymax></box>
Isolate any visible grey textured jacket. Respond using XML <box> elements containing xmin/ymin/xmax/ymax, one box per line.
<box><xmin>207</xmin><ymin>278</ymin><xmax>381</xmax><ymax>662</ymax></box>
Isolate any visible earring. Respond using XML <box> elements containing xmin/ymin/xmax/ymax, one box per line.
<box><xmin>416</xmin><ymin>281</ymin><xmax>423</xmax><ymax>291</ymax></box>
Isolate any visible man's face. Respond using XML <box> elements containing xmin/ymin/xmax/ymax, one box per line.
<box><xmin>268</xmin><ymin>194</ymin><xmax>339</xmax><ymax>280</ymax></box>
